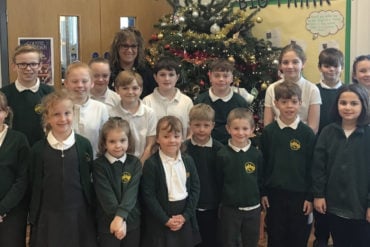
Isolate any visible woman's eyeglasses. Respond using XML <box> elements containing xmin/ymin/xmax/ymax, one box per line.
<box><xmin>120</xmin><ymin>44</ymin><xmax>138</xmax><ymax>50</ymax></box>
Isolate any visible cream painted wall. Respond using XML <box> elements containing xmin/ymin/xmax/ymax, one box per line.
<box><xmin>350</xmin><ymin>0</ymin><xmax>370</xmax><ymax>78</ymax></box>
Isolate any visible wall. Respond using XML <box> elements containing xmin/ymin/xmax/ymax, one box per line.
<box><xmin>6</xmin><ymin>0</ymin><xmax>172</xmax><ymax>87</ymax></box>
<box><xmin>350</xmin><ymin>0</ymin><xmax>370</xmax><ymax>78</ymax></box>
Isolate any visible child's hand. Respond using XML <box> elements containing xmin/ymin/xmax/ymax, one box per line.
<box><xmin>165</xmin><ymin>216</ymin><xmax>183</xmax><ymax>231</ymax></box>
<box><xmin>172</xmin><ymin>214</ymin><xmax>185</xmax><ymax>225</ymax></box>
<box><xmin>110</xmin><ymin>216</ymin><xmax>124</xmax><ymax>236</ymax></box>
<box><xmin>303</xmin><ymin>200</ymin><xmax>313</xmax><ymax>215</ymax></box>
<box><xmin>0</xmin><ymin>214</ymin><xmax>6</xmax><ymax>223</ymax></box>
<box><xmin>261</xmin><ymin>196</ymin><xmax>270</xmax><ymax>211</ymax></box>
<box><xmin>314</xmin><ymin>198</ymin><xmax>327</xmax><ymax>214</ymax></box>
<box><xmin>114</xmin><ymin>221</ymin><xmax>127</xmax><ymax>240</ymax></box>
<box><xmin>366</xmin><ymin>208</ymin><xmax>370</xmax><ymax>223</ymax></box>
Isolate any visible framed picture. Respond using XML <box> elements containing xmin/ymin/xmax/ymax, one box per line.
<box><xmin>18</xmin><ymin>37</ymin><xmax>54</xmax><ymax>85</ymax></box>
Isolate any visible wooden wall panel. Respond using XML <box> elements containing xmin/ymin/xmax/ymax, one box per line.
<box><xmin>7</xmin><ymin>0</ymin><xmax>172</xmax><ymax>87</ymax></box>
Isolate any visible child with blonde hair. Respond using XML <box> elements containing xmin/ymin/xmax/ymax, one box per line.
<box><xmin>28</xmin><ymin>90</ymin><xmax>98</xmax><ymax>247</ymax></box>
<box><xmin>64</xmin><ymin>61</ymin><xmax>109</xmax><ymax>157</ymax></box>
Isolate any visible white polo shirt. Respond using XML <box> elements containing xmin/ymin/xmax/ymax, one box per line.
<box><xmin>109</xmin><ymin>101</ymin><xmax>157</xmax><ymax>158</ymax></box>
<box><xmin>73</xmin><ymin>98</ymin><xmax>109</xmax><ymax>157</ymax></box>
<box><xmin>143</xmin><ymin>88</ymin><xmax>193</xmax><ymax>138</ymax></box>
<box><xmin>264</xmin><ymin>77</ymin><xmax>322</xmax><ymax>124</ymax></box>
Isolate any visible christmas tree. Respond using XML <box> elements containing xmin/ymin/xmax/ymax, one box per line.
<box><xmin>146</xmin><ymin>0</ymin><xmax>281</xmax><ymax>131</ymax></box>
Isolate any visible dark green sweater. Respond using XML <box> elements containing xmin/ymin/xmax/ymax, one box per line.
<box><xmin>141</xmin><ymin>152</ymin><xmax>200</xmax><ymax>226</ymax></box>
<box><xmin>312</xmin><ymin>123</ymin><xmax>370</xmax><ymax>220</ymax></box>
<box><xmin>194</xmin><ymin>91</ymin><xmax>248</xmax><ymax>144</ymax></box>
<box><xmin>260</xmin><ymin>121</ymin><xmax>315</xmax><ymax>200</ymax></box>
<box><xmin>0</xmin><ymin>129</ymin><xmax>30</xmax><ymax>215</ymax></box>
<box><xmin>184</xmin><ymin>139</ymin><xmax>224</xmax><ymax>209</ymax></box>
<box><xmin>93</xmin><ymin>154</ymin><xmax>142</xmax><ymax>232</ymax></box>
<box><xmin>1</xmin><ymin>83</ymin><xmax>53</xmax><ymax>145</ymax></box>
<box><xmin>216</xmin><ymin>145</ymin><xmax>262</xmax><ymax>207</ymax></box>
<box><xmin>28</xmin><ymin>134</ymin><xmax>95</xmax><ymax>224</ymax></box>
<box><xmin>317</xmin><ymin>84</ymin><xmax>340</xmax><ymax>134</ymax></box>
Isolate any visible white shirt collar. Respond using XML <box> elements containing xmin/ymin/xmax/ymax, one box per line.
<box><xmin>191</xmin><ymin>137</ymin><xmax>213</xmax><ymax>147</ymax></box>
<box><xmin>15</xmin><ymin>78</ymin><xmax>40</xmax><ymax>93</ymax></box>
<box><xmin>276</xmin><ymin>116</ymin><xmax>300</xmax><ymax>130</ymax></box>
<box><xmin>228</xmin><ymin>139</ymin><xmax>251</xmax><ymax>152</ymax></box>
<box><xmin>153</xmin><ymin>87</ymin><xmax>181</xmax><ymax>102</ymax></box>
<box><xmin>47</xmin><ymin>130</ymin><xmax>75</xmax><ymax>150</ymax></box>
<box><xmin>209</xmin><ymin>87</ymin><xmax>233</xmax><ymax>102</ymax></box>
<box><xmin>319</xmin><ymin>80</ymin><xmax>342</xmax><ymax>89</ymax></box>
<box><xmin>159</xmin><ymin>148</ymin><xmax>182</xmax><ymax>163</ymax></box>
<box><xmin>104</xmin><ymin>152</ymin><xmax>127</xmax><ymax>164</ymax></box>
<box><xmin>0</xmin><ymin>124</ymin><xmax>9</xmax><ymax>147</ymax></box>
<box><xmin>118</xmin><ymin>100</ymin><xmax>145</xmax><ymax>116</ymax></box>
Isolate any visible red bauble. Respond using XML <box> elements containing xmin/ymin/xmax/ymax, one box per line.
<box><xmin>151</xmin><ymin>34</ymin><xmax>158</xmax><ymax>41</ymax></box>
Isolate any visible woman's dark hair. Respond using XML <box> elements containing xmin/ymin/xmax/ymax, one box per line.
<box><xmin>331</xmin><ymin>84</ymin><xmax>370</xmax><ymax>126</ymax></box>
<box><xmin>109</xmin><ymin>27</ymin><xmax>145</xmax><ymax>71</ymax></box>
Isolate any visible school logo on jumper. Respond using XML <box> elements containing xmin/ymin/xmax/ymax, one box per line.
<box><xmin>34</xmin><ymin>104</ymin><xmax>43</xmax><ymax>114</ymax></box>
<box><xmin>121</xmin><ymin>172</ymin><xmax>131</xmax><ymax>183</ymax></box>
<box><xmin>290</xmin><ymin>139</ymin><xmax>301</xmax><ymax>151</ymax></box>
<box><xmin>244</xmin><ymin>162</ymin><xmax>256</xmax><ymax>174</ymax></box>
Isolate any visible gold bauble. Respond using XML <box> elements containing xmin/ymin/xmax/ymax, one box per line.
<box><xmin>157</xmin><ymin>33</ymin><xmax>164</xmax><ymax>40</ymax></box>
<box><xmin>256</xmin><ymin>16</ymin><xmax>263</xmax><ymax>23</ymax></box>
<box><xmin>261</xmin><ymin>82</ymin><xmax>268</xmax><ymax>90</ymax></box>
<box><xmin>228</xmin><ymin>56</ymin><xmax>235</xmax><ymax>63</ymax></box>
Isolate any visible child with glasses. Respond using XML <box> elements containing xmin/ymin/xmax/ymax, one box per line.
<box><xmin>89</xmin><ymin>57</ymin><xmax>120</xmax><ymax>110</ymax></box>
<box><xmin>0</xmin><ymin>44</ymin><xmax>54</xmax><ymax>145</ymax></box>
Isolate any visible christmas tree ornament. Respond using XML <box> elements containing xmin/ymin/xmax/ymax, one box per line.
<box><xmin>261</xmin><ymin>82</ymin><xmax>268</xmax><ymax>90</ymax></box>
<box><xmin>228</xmin><ymin>56</ymin><xmax>235</xmax><ymax>63</ymax></box>
<box><xmin>179</xmin><ymin>16</ymin><xmax>185</xmax><ymax>23</ymax></box>
<box><xmin>210</xmin><ymin>23</ymin><xmax>221</xmax><ymax>34</ymax></box>
<box><xmin>157</xmin><ymin>33</ymin><xmax>164</xmax><ymax>39</ymax></box>
<box><xmin>151</xmin><ymin>34</ymin><xmax>158</xmax><ymax>41</ymax></box>
<box><xmin>192</xmin><ymin>11</ymin><xmax>199</xmax><ymax>18</ymax></box>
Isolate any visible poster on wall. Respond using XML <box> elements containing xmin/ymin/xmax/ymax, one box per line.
<box><xmin>18</xmin><ymin>37</ymin><xmax>54</xmax><ymax>85</ymax></box>
<box><xmin>244</xmin><ymin>0</ymin><xmax>348</xmax><ymax>82</ymax></box>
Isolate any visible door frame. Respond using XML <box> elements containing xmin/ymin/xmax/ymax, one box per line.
<box><xmin>0</xmin><ymin>0</ymin><xmax>9</xmax><ymax>86</ymax></box>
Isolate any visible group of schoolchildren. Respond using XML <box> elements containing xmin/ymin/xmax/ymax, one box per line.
<box><xmin>0</xmin><ymin>38</ymin><xmax>370</xmax><ymax>247</ymax></box>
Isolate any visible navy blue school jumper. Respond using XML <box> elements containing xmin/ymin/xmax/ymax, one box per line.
<box><xmin>312</xmin><ymin>123</ymin><xmax>370</xmax><ymax>247</ymax></box>
<box><xmin>260</xmin><ymin>121</ymin><xmax>315</xmax><ymax>247</ymax></box>
<box><xmin>140</xmin><ymin>151</ymin><xmax>200</xmax><ymax>247</ymax></box>
<box><xmin>194</xmin><ymin>91</ymin><xmax>248</xmax><ymax>145</ymax></box>
<box><xmin>0</xmin><ymin>83</ymin><xmax>53</xmax><ymax>146</ymax></box>
<box><xmin>28</xmin><ymin>134</ymin><xmax>98</xmax><ymax>247</ymax></box>
<box><xmin>93</xmin><ymin>154</ymin><xmax>142</xmax><ymax>247</ymax></box>
<box><xmin>184</xmin><ymin>139</ymin><xmax>224</xmax><ymax>247</ymax></box>
<box><xmin>0</xmin><ymin>129</ymin><xmax>29</xmax><ymax>247</ymax></box>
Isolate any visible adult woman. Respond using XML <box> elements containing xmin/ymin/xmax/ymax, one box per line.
<box><xmin>109</xmin><ymin>27</ymin><xmax>156</xmax><ymax>98</ymax></box>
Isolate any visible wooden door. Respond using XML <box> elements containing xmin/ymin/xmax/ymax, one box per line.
<box><xmin>6</xmin><ymin>0</ymin><xmax>171</xmax><ymax>88</ymax></box>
